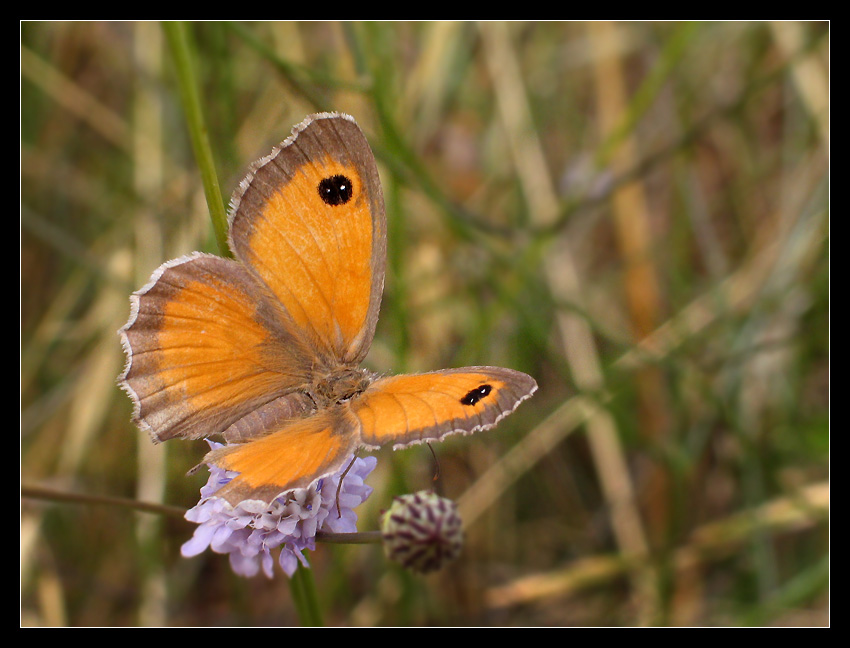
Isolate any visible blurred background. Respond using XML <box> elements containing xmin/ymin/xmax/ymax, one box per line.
<box><xmin>20</xmin><ymin>21</ymin><xmax>828</xmax><ymax>626</ymax></box>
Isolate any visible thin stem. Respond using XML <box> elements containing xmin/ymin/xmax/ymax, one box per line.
<box><xmin>22</xmin><ymin>483</ymin><xmax>383</xmax><ymax>544</ymax></box>
<box><xmin>161</xmin><ymin>21</ymin><xmax>231</xmax><ymax>257</ymax></box>
<box><xmin>317</xmin><ymin>530</ymin><xmax>382</xmax><ymax>544</ymax></box>
<box><xmin>21</xmin><ymin>484</ymin><xmax>187</xmax><ymax>519</ymax></box>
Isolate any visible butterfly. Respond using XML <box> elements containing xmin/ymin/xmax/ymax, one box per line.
<box><xmin>118</xmin><ymin>112</ymin><xmax>537</xmax><ymax>506</ymax></box>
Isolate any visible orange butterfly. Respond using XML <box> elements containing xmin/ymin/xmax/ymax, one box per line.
<box><xmin>119</xmin><ymin>113</ymin><xmax>537</xmax><ymax>506</ymax></box>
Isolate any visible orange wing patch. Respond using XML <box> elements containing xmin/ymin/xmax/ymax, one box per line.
<box><xmin>237</xmin><ymin>156</ymin><xmax>373</xmax><ymax>354</ymax></box>
<box><xmin>119</xmin><ymin>253</ymin><xmax>311</xmax><ymax>443</ymax></box>
<box><xmin>203</xmin><ymin>406</ymin><xmax>361</xmax><ymax>505</ymax></box>
<box><xmin>352</xmin><ymin>367</ymin><xmax>538</xmax><ymax>449</ymax></box>
<box><xmin>228</xmin><ymin>116</ymin><xmax>386</xmax><ymax>366</ymax></box>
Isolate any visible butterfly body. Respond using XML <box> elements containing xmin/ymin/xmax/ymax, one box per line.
<box><xmin>310</xmin><ymin>366</ymin><xmax>374</xmax><ymax>407</ymax></box>
<box><xmin>119</xmin><ymin>113</ymin><xmax>537</xmax><ymax>506</ymax></box>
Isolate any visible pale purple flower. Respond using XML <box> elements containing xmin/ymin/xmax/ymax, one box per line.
<box><xmin>181</xmin><ymin>441</ymin><xmax>377</xmax><ymax>578</ymax></box>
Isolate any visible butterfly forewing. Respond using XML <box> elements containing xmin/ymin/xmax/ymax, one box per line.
<box><xmin>227</xmin><ymin>114</ymin><xmax>386</xmax><ymax>367</ymax></box>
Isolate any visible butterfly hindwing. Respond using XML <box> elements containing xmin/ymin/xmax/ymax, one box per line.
<box><xmin>203</xmin><ymin>405</ymin><xmax>361</xmax><ymax>505</ymax></box>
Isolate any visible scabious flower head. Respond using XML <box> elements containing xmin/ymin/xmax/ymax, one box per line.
<box><xmin>381</xmin><ymin>490</ymin><xmax>464</xmax><ymax>573</ymax></box>
<box><xmin>181</xmin><ymin>441</ymin><xmax>377</xmax><ymax>578</ymax></box>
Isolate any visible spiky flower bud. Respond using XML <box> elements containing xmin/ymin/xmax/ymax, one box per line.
<box><xmin>381</xmin><ymin>491</ymin><xmax>463</xmax><ymax>573</ymax></box>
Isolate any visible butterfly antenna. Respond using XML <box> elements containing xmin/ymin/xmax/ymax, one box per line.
<box><xmin>427</xmin><ymin>442</ymin><xmax>441</xmax><ymax>482</ymax></box>
<box><xmin>335</xmin><ymin>456</ymin><xmax>358</xmax><ymax>518</ymax></box>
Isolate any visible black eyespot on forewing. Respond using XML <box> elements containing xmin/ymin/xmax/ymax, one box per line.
<box><xmin>318</xmin><ymin>174</ymin><xmax>354</xmax><ymax>206</ymax></box>
<box><xmin>460</xmin><ymin>384</ymin><xmax>492</xmax><ymax>406</ymax></box>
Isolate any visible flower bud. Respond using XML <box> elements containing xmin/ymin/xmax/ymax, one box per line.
<box><xmin>381</xmin><ymin>491</ymin><xmax>463</xmax><ymax>573</ymax></box>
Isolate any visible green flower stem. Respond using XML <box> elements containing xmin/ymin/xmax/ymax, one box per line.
<box><xmin>288</xmin><ymin>564</ymin><xmax>324</xmax><ymax>627</ymax></box>
<box><xmin>161</xmin><ymin>21</ymin><xmax>231</xmax><ymax>257</ymax></box>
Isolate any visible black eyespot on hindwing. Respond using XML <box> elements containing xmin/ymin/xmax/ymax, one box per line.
<box><xmin>318</xmin><ymin>174</ymin><xmax>354</xmax><ymax>206</ymax></box>
<box><xmin>460</xmin><ymin>384</ymin><xmax>492</xmax><ymax>406</ymax></box>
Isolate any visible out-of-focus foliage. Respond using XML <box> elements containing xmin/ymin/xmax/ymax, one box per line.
<box><xmin>21</xmin><ymin>21</ymin><xmax>828</xmax><ymax>626</ymax></box>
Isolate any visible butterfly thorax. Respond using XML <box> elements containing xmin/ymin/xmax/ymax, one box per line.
<box><xmin>310</xmin><ymin>366</ymin><xmax>373</xmax><ymax>408</ymax></box>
